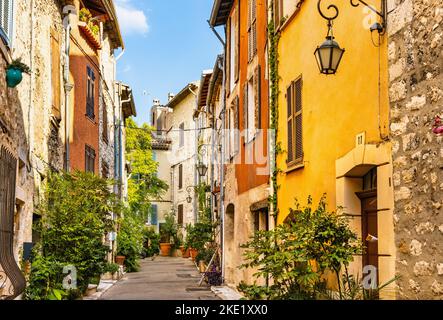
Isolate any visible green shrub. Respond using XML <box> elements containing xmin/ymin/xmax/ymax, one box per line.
<box><xmin>238</xmin><ymin>195</ymin><xmax>363</xmax><ymax>300</ymax></box>
<box><xmin>143</xmin><ymin>227</ymin><xmax>160</xmax><ymax>257</ymax></box>
<box><xmin>117</xmin><ymin>209</ymin><xmax>145</xmax><ymax>272</ymax></box>
<box><xmin>25</xmin><ymin>171</ymin><xmax>121</xmax><ymax>300</ymax></box>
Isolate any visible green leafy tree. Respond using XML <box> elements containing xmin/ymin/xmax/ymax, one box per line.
<box><xmin>125</xmin><ymin>118</ymin><xmax>168</xmax><ymax>218</ymax></box>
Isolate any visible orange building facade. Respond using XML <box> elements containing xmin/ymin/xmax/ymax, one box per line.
<box><xmin>210</xmin><ymin>0</ymin><xmax>270</xmax><ymax>286</ymax></box>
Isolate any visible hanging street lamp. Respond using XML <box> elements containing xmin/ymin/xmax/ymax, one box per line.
<box><xmin>314</xmin><ymin>1</ymin><xmax>345</xmax><ymax>75</ymax></box>
<box><xmin>197</xmin><ymin>162</ymin><xmax>208</xmax><ymax>177</ymax></box>
<box><xmin>315</xmin><ymin>0</ymin><xmax>387</xmax><ymax>75</ymax></box>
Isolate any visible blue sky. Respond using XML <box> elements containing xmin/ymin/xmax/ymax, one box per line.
<box><xmin>114</xmin><ymin>0</ymin><xmax>223</xmax><ymax>125</ymax></box>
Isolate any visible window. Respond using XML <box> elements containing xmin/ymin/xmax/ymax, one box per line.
<box><xmin>248</xmin><ymin>0</ymin><xmax>257</xmax><ymax>62</ymax></box>
<box><xmin>102</xmin><ymin>102</ymin><xmax>108</xmax><ymax>143</ymax></box>
<box><xmin>363</xmin><ymin>167</ymin><xmax>377</xmax><ymax>191</ymax></box>
<box><xmin>150</xmin><ymin>204</ymin><xmax>158</xmax><ymax>226</ymax></box>
<box><xmin>178</xmin><ymin>164</ymin><xmax>183</xmax><ymax>189</ymax></box>
<box><xmin>86</xmin><ymin>66</ymin><xmax>95</xmax><ymax>119</ymax></box>
<box><xmin>243</xmin><ymin>67</ymin><xmax>261</xmax><ymax>144</ymax></box>
<box><xmin>50</xmin><ymin>28</ymin><xmax>61</xmax><ymax>121</ymax></box>
<box><xmin>228</xmin><ymin>2</ymin><xmax>239</xmax><ymax>92</ymax></box>
<box><xmin>286</xmin><ymin>77</ymin><xmax>303</xmax><ymax>165</ymax></box>
<box><xmin>0</xmin><ymin>0</ymin><xmax>14</xmax><ymax>44</ymax></box>
<box><xmin>85</xmin><ymin>145</ymin><xmax>96</xmax><ymax>173</ymax></box>
<box><xmin>179</xmin><ymin>122</ymin><xmax>184</xmax><ymax>147</ymax></box>
<box><xmin>177</xmin><ymin>204</ymin><xmax>184</xmax><ymax>226</ymax></box>
<box><xmin>274</xmin><ymin>0</ymin><xmax>283</xmax><ymax>29</ymax></box>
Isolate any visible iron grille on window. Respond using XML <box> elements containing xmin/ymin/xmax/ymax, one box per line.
<box><xmin>0</xmin><ymin>0</ymin><xmax>13</xmax><ymax>45</ymax></box>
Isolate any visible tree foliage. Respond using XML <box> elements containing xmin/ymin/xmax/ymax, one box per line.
<box><xmin>125</xmin><ymin>118</ymin><xmax>168</xmax><ymax>216</ymax></box>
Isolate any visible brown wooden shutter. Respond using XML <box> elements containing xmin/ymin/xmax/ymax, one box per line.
<box><xmin>254</xmin><ymin>66</ymin><xmax>261</xmax><ymax>129</ymax></box>
<box><xmin>178</xmin><ymin>164</ymin><xmax>183</xmax><ymax>189</ymax></box>
<box><xmin>50</xmin><ymin>28</ymin><xmax>61</xmax><ymax>120</ymax></box>
<box><xmin>178</xmin><ymin>204</ymin><xmax>184</xmax><ymax>225</ymax></box>
<box><xmin>234</xmin><ymin>3</ymin><xmax>239</xmax><ymax>83</ymax></box>
<box><xmin>286</xmin><ymin>85</ymin><xmax>294</xmax><ymax>164</ymax></box>
<box><xmin>294</xmin><ymin>78</ymin><xmax>303</xmax><ymax>162</ymax></box>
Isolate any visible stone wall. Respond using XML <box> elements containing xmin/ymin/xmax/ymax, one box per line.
<box><xmin>388</xmin><ymin>0</ymin><xmax>443</xmax><ymax>299</ymax></box>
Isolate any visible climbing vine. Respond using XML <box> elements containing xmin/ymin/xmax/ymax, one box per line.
<box><xmin>268</xmin><ymin>1</ymin><xmax>282</xmax><ymax>222</ymax></box>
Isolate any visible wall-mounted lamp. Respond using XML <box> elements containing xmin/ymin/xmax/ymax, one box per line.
<box><xmin>197</xmin><ymin>162</ymin><xmax>208</xmax><ymax>177</ymax></box>
<box><xmin>315</xmin><ymin>0</ymin><xmax>387</xmax><ymax>75</ymax></box>
<box><xmin>186</xmin><ymin>186</ymin><xmax>194</xmax><ymax>204</ymax></box>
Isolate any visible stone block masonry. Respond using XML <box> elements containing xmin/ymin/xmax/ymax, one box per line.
<box><xmin>388</xmin><ymin>0</ymin><xmax>443</xmax><ymax>299</ymax></box>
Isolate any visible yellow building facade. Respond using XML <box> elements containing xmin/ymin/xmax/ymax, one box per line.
<box><xmin>275</xmin><ymin>0</ymin><xmax>395</xmax><ymax>297</ymax></box>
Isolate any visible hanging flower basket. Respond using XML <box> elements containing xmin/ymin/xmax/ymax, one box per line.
<box><xmin>5</xmin><ymin>58</ymin><xmax>31</xmax><ymax>88</ymax></box>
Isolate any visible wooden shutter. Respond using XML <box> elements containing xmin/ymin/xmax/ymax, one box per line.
<box><xmin>50</xmin><ymin>28</ymin><xmax>61</xmax><ymax>120</ymax></box>
<box><xmin>233</xmin><ymin>96</ymin><xmax>239</xmax><ymax>154</ymax></box>
<box><xmin>226</xmin><ymin>17</ymin><xmax>231</xmax><ymax>94</ymax></box>
<box><xmin>254</xmin><ymin>66</ymin><xmax>261</xmax><ymax>129</ymax></box>
<box><xmin>178</xmin><ymin>164</ymin><xmax>183</xmax><ymax>189</ymax></box>
<box><xmin>178</xmin><ymin>204</ymin><xmax>184</xmax><ymax>225</ymax></box>
<box><xmin>294</xmin><ymin>78</ymin><xmax>303</xmax><ymax>162</ymax></box>
<box><xmin>234</xmin><ymin>3</ymin><xmax>239</xmax><ymax>83</ymax></box>
<box><xmin>286</xmin><ymin>85</ymin><xmax>294</xmax><ymax>164</ymax></box>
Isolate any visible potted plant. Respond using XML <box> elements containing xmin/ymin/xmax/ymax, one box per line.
<box><xmin>115</xmin><ymin>255</ymin><xmax>125</xmax><ymax>266</ymax></box>
<box><xmin>6</xmin><ymin>58</ymin><xmax>31</xmax><ymax>88</ymax></box>
<box><xmin>102</xmin><ymin>262</ymin><xmax>120</xmax><ymax>280</ymax></box>
<box><xmin>159</xmin><ymin>213</ymin><xmax>177</xmax><ymax>256</ymax></box>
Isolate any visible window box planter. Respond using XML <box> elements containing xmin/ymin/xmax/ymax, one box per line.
<box><xmin>78</xmin><ymin>21</ymin><xmax>102</xmax><ymax>50</ymax></box>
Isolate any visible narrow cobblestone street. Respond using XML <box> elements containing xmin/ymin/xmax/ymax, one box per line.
<box><xmin>100</xmin><ymin>257</ymin><xmax>220</xmax><ymax>300</ymax></box>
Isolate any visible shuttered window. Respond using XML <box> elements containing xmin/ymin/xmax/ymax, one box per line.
<box><xmin>179</xmin><ymin>122</ymin><xmax>185</xmax><ymax>147</ymax></box>
<box><xmin>286</xmin><ymin>77</ymin><xmax>303</xmax><ymax>166</ymax></box>
<box><xmin>254</xmin><ymin>66</ymin><xmax>261</xmax><ymax>129</ymax></box>
<box><xmin>85</xmin><ymin>145</ymin><xmax>96</xmax><ymax>173</ymax></box>
<box><xmin>177</xmin><ymin>204</ymin><xmax>184</xmax><ymax>226</ymax></box>
<box><xmin>233</xmin><ymin>96</ymin><xmax>239</xmax><ymax>155</ymax></box>
<box><xmin>178</xmin><ymin>164</ymin><xmax>183</xmax><ymax>190</ymax></box>
<box><xmin>248</xmin><ymin>0</ymin><xmax>257</xmax><ymax>62</ymax></box>
<box><xmin>0</xmin><ymin>0</ymin><xmax>13</xmax><ymax>44</ymax></box>
<box><xmin>50</xmin><ymin>28</ymin><xmax>61</xmax><ymax>121</ymax></box>
<box><xmin>273</xmin><ymin>0</ymin><xmax>283</xmax><ymax>29</ymax></box>
<box><xmin>86</xmin><ymin>66</ymin><xmax>95</xmax><ymax>119</ymax></box>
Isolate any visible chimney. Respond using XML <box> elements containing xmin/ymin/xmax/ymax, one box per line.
<box><xmin>168</xmin><ymin>93</ymin><xmax>175</xmax><ymax>102</ymax></box>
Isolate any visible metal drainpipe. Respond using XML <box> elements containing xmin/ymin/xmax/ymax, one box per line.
<box><xmin>114</xmin><ymin>52</ymin><xmax>125</xmax><ymax>195</ymax></box>
<box><xmin>27</xmin><ymin>0</ymin><xmax>34</xmax><ymax>173</ymax></box>
<box><xmin>63</xmin><ymin>6</ymin><xmax>76</xmax><ymax>172</ymax></box>
<box><xmin>189</xmin><ymin>87</ymin><xmax>198</xmax><ymax>223</ymax></box>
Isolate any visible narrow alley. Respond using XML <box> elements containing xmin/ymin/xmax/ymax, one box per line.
<box><xmin>100</xmin><ymin>257</ymin><xmax>220</xmax><ymax>300</ymax></box>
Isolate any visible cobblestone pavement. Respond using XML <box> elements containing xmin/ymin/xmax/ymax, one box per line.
<box><xmin>100</xmin><ymin>256</ymin><xmax>220</xmax><ymax>300</ymax></box>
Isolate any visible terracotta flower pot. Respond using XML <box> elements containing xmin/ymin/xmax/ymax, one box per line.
<box><xmin>189</xmin><ymin>248</ymin><xmax>198</xmax><ymax>261</ymax></box>
<box><xmin>115</xmin><ymin>255</ymin><xmax>125</xmax><ymax>266</ymax></box>
<box><xmin>160</xmin><ymin>243</ymin><xmax>172</xmax><ymax>256</ymax></box>
<box><xmin>180</xmin><ymin>246</ymin><xmax>190</xmax><ymax>258</ymax></box>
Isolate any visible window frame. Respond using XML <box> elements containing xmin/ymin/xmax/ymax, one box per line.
<box><xmin>179</xmin><ymin>122</ymin><xmax>185</xmax><ymax>148</ymax></box>
<box><xmin>178</xmin><ymin>163</ymin><xmax>183</xmax><ymax>190</ymax></box>
<box><xmin>85</xmin><ymin>145</ymin><xmax>96</xmax><ymax>173</ymax></box>
<box><xmin>0</xmin><ymin>0</ymin><xmax>14</xmax><ymax>46</ymax></box>
<box><xmin>247</xmin><ymin>0</ymin><xmax>257</xmax><ymax>62</ymax></box>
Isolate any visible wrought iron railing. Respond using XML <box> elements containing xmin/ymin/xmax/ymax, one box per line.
<box><xmin>0</xmin><ymin>146</ymin><xmax>26</xmax><ymax>299</ymax></box>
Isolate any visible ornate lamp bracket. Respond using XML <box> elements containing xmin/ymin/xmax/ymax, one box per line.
<box><xmin>318</xmin><ymin>0</ymin><xmax>387</xmax><ymax>34</ymax></box>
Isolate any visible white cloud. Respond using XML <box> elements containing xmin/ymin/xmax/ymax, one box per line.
<box><xmin>115</xmin><ymin>0</ymin><xmax>149</xmax><ymax>36</ymax></box>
